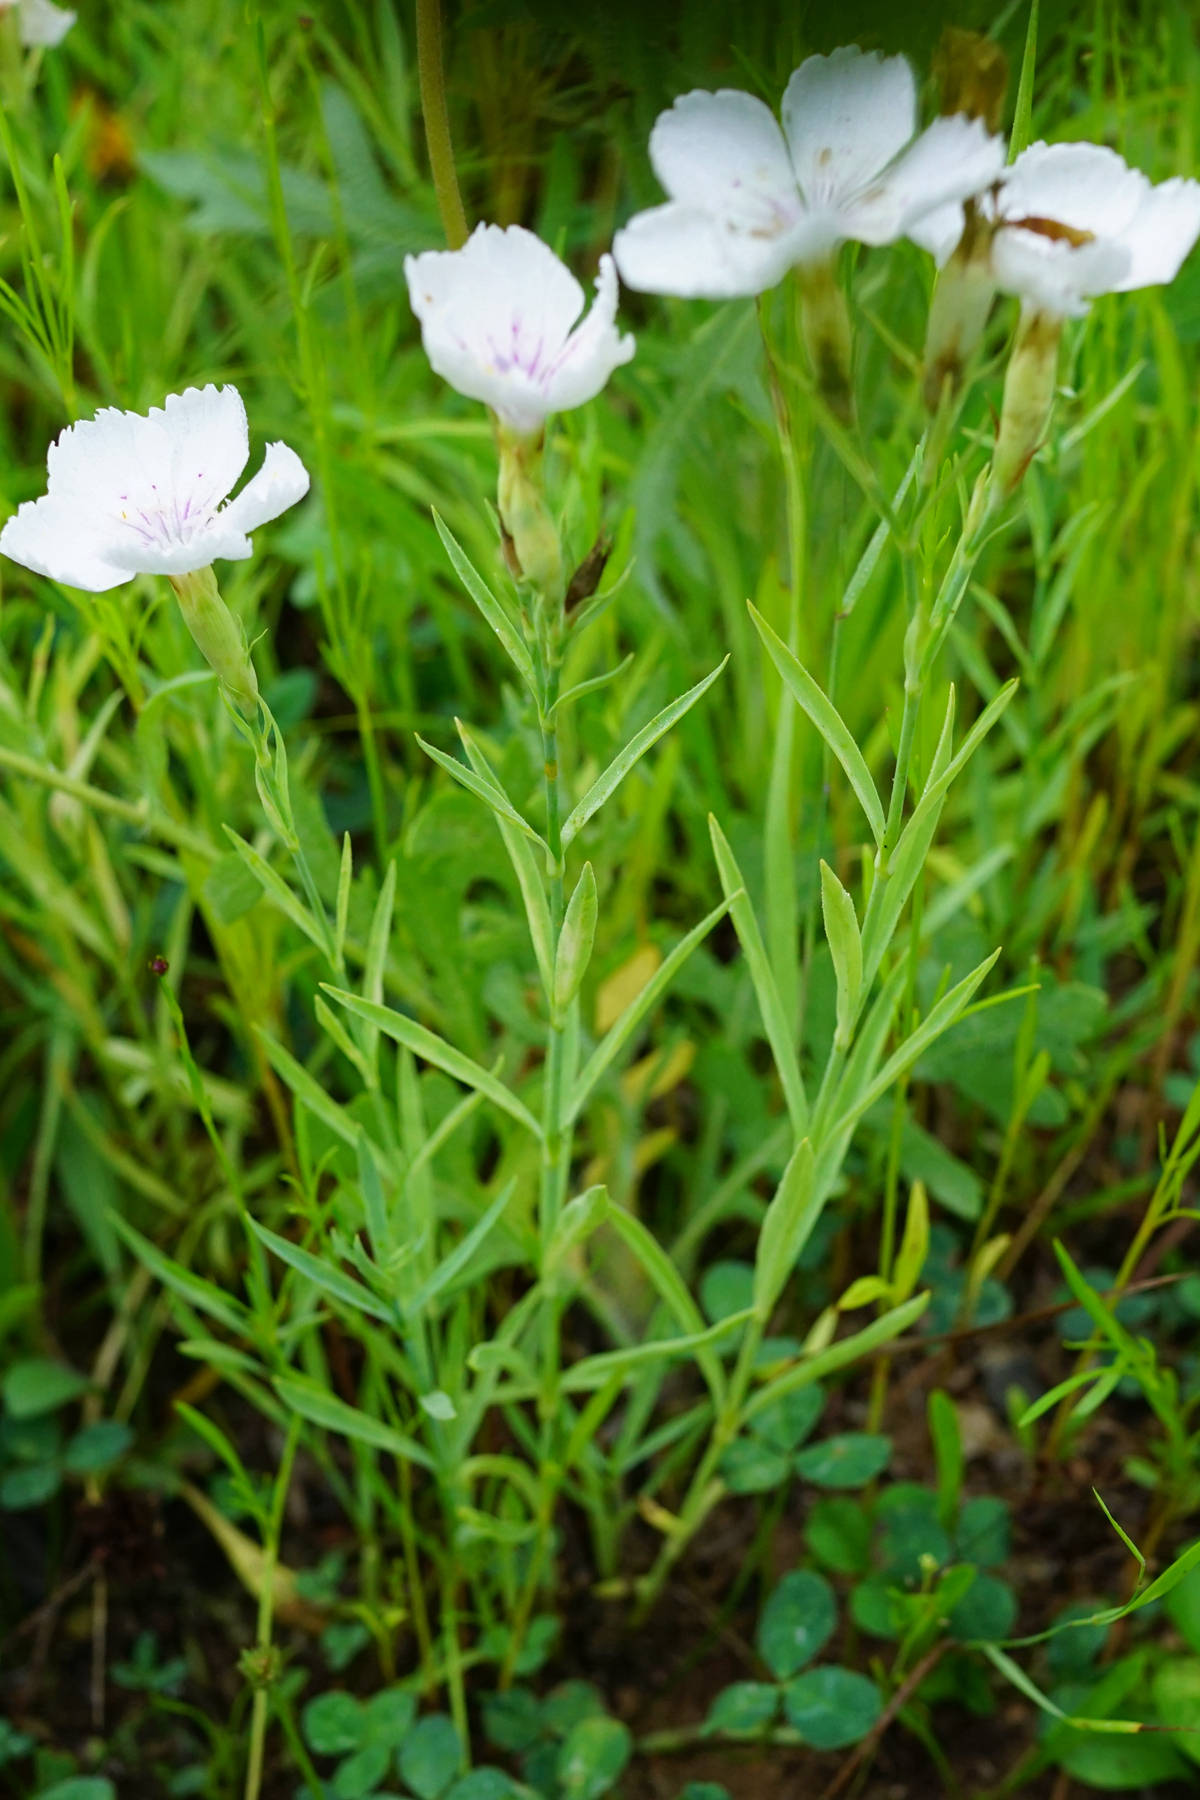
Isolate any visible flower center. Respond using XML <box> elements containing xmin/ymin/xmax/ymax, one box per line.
<box><xmin>114</xmin><ymin>476</ymin><xmax>214</xmax><ymax>550</ymax></box>
<box><xmin>1007</xmin><ymin>215</ymin><xmax>1097</xmax><ymax>248</ymax></box>
<box><xmin>483</xmin><ymin>316</ymin><xmax>553</xmax><ymax>386</ymax></box>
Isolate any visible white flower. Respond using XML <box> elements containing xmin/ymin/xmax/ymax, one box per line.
<box><xmin>404</xmin><ymin>223</ymin><xmax>635</xmax><ymax>436</ymax></box>
<box><xmin>0</xmin><ymin>385</ymin><xmax>310</xmax><ymax>592</ymax></box>
<box><xmin>916</xmin><ymin>141</ymin><xmax>1200</xmax><ymax>318</ymax></box>
<box><xmin>612</xmin><ymin>46</ymin><xmax>1006</xmax><ymax>300</ymax></box>
<box><xmin>0</xmin><ymin>0</ymin><xmax>75</xmax><ymax>48</ymax></box>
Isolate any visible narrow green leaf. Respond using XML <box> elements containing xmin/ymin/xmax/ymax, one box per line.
<box><xmin>458</xmin><ymin>722</ymin><xmax>554</xmax><ymax>994</ymax></box>
<box><xmin>334</xmin><ymin>831</ymin><xmax>353</xmax><ymax>970</ymax></box>
<box><xmin>417</xmin><ymin>734</ymin><xmax>548</xmax><ymax>851</ymax></box>
<box><xmin>362</xmin><ymin>858</ymin><xmax>398</xmax><ymax>1068</ymax></box>
<box><xmin>222</xmin><ymin>827</ymin><xmax>327</xmax><ymax>952</ymax></box>
<box><xmin>274</xmin><ymin>1373</ymin><xmax>435</xmax><ymax>1469</ymax></box>
<box><xmin>566</xmin><ymin>896</ymin><xmax>732</xmax><ymax>1121</ymax></box>
<box><xmin>554</xmin><ymin>863</ymin><xmax>598</xmax><ymax>1014</ymax></box>
<box><xmin>743</xmin><ymin>1293</ymin><xmax>929</xmax><ymax>1422</ymax></box>
<box><xmin>562</xmin><ymin>1310</ymin><xmax>754</xmax><ymax>1392</ymax></box>
<box><xmin>891</xmin><ymin>1179</ymin><xmax>929</xmax><ymax>1303</ymax></box>
<box><xmin>605</xmin><ymin>1205</ymin><xmax>726</xmax><ymax>1405</ymax></box>
<box><xmin>749</xmin><ymin>605</ymin><xmax>885</xmax><ymax>846</ymax></box>
<box><xmin>548</xmin><ymin>655</ymin><xmax>635</xmax><ymax>717</ymax></box>
<box><xmin>432</xmin><ymin>509</ymin><xmax>537</xmax><ymax>694</ymax></box>
<box><xmin>403</xmin><ymin>1180</ymin><xmax>517</xmax><ymax>1316</ymax></box>
<box><xmin>820</xmin><ymin>860</ymin><xmax>862</xmax><ymax>1048</ymax></box>
<box><xmin>709</xmin><ymin>816</ymin><xmax>808</xmax><ymax>1135</ymax></box>
<box><xmin>754</xmin><ymin>1139</ymin><xmax>817</xmax><ymax>1320</ymax></box>
<box><xmin>545</xmin><ymin>1185</ymin><xmax>610</xmax><ymax>1278</ymax></box>
<box><xmin>1009</xmin><ymin>0</ymin><xmax>1040</xmax><ymax>161</ymax></box>
<box><xmin>828</xmin><ymin>949</ymin><xmax>1002</xmax><ymax>1142</ymax></box>
<box><xmin>111</xmin><ymin>1214</ymin><xmax>249</xmax><ymax>1336</ymax></box>
<box><xmin>357</xmin><ymin>1129</ymin><xmax>391</xmax><ymax>1255</ymax></box>
<box><xmin>247</xmin><ymin>1217</ymin><xmax>394</xmax><ymax>1324</ymax></box>
<box><xmin>928</xmin><ymin>1389</ymin><xmax>964</xmax><ymax>1529</ymax></box>
<box><xmin>321</xmin><ymin>987</ymin><xmax>543</xmax><ymax>1139</ymax></box>
<box><xmin>561</xmin><ymin>658</ymin><xmax>728</xmax><ymax>846</ymax></box>
<box><xmin>254</xmin><ymin>1027</ymin><xmax>362</xmax><ymax>1147</ymax></box>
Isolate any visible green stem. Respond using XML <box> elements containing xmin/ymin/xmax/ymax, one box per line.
<box><xmin>355</xmin><ymin>682</ymin><xmax>390</xmax><ymax>865</ymax></box>
<box><xmin>416</xmin><ymin>0</ymin><xmax>469</xmax><ymax>249</ymax></box>
<box><xmin>633</xmin><ymin>1318</ymin><xmax>764</xmax><ymax>1621</ymax></box>
<box><xmin>503</xmin><ymin>622</ymin><xmax>571</xmax><ymax>1684</ymax></box>
<box><xmin>243</xmin><ymin>1416</ymin><xmax>300</xmax><ymax>1800</ymax></box>
<box><xmin>757</xmin><ymin>304</ymin><xmax>807</xmax><ymax>1031</ymax></box>
<box><xmin>0</xmin><ymin>745</ymin><xmax>215</xmax><ymax>857</ymax></box>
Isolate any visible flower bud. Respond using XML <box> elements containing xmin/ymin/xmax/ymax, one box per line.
<box><xmin>496</xmin><ymin>425</ymin><xmax>564</xmax><ymax>599</ymax></box>
<box><xmin>169</xmin><ymin>564</ymin><xmax>260</xmax><ymax>713</ymax></box>
<box><xmin>991</xmin><ymin>304</ymin><xmax>1064</xmax><ymax>498</ymax></box>
<box><xmin>797</xmin><ymin>258</ymin><xmax>854</xmax><ymax>423</ymax></box>
<box><xmin>933</xmin><ymin>28</ymin><xmax>1009</xmax><ymax>133</ymax></box>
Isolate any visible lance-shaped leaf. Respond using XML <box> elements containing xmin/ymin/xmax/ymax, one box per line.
<box><xmin>605</xmin><ymin>1205</ymin><xmax>727</xmax><ymax>1405</ymax></box>
<box><xmin>749</xmin><ymin>604</ymin><xmax>885</xmax><ymax>847</ymax></box>
<box><xmin>223</xmin><ymin>827</ymin><xmax>328</xmax><ymax>952</ymax></box>
<box><xmin>562</xmin><ymin>1310</ymin><xmax>754</xmax><ymax>1392</ymax></box>
<box><xmin>321</xmin><ymin>987</ymin><xmax>543</xmax><ymax>1139</ymax></box>
<box><xmin>401</xmin><ymin>1179</ymin><xmax>517</xmax><ymax>1317</ymax></box>
<box><xmin>433</xmin><ymin>509</ymin><xmax>537</xmax><ymax>696</ymax></box>
<box><xmin>545</xmin><ymin>1184</ymin><xmax>610</xmax><ymax>1279</ymax></box>
<box><xmin>553</xmin><ymin>862</ymin><xmax>598</xmax><ymax>1015</ymax></box>
<box><xmin>274</xmin><ymin>1373</ymin><xmax>435</xmax><ymax>1470</ymax></box>
<box><xmin>820</xmin><ymin>860</ymin><xmax>862</xmax><ymax>1049</ymax></box>
<box><xmin>710</xmin><ymin>816</ymin><xmax>808</xmax><ymax>1135</ymax></box>
<box><xmin>754</xmin><ymin>1138</ymin><xmax>818</xmax><ymax>1320</ymax></box>
<box><xmin>247</xmin><ymin>1217</ymin><xmax>395</xmax><ymax>1324</ymax></box>
<box><xmin>565</xmin><ymin>895</ymin><xmax>732</xmax><ymax>1121</ymax></box>
<box><xmin>743</xmin><ymin>1293</ymin><xmax>930</xmax><ymax>1422</ymax></box>
<box><xmin>457</xmin><ymin>720</ymin><xmax>555</xmax><ymax>992</ymax></box>
<box><xmin>826</xmin><ymin>949</ymin><xmax>1002</xmax><ymax>1143</ymax></box>
<box><xmin>561</xmin><ymin>658</ymin><xmax>728</xmax><ymax>846</ymax></box>
<box><xmin>416</xmin><ymin>730</ymin><xmax>548</xmax><ymax>851</ymax></box>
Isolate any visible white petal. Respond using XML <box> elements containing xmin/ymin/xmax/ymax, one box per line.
<box><xmin>647</xmin><ymin>88</ymin><xmax>799</xmax><ymax>234</ymax></box>
<box><xmin>543</xmin><ymin>254</ymin><xmax>635</xmax><ymax>415</ymax></box>
<box><xmin>18</xmin><ymin>0</ymin><xmax>74</xmax><ymax>46</ymax></box>
<box><xmin>1112</xmin><ymin>176</ymin><xmax>1200</xmax><ymax>290</ymax></box>
<box><xmin>45</xmin><ymin>384</ymin><xmax>249</xmax><ymax>529</ymax></box>
<box><xmin>843</xmin><ymin>115</ymin><xmax>1007</xmax><ymax>246</ymax></box>
<box><xmin>0</xmin><ymin>494</ymin><xmax>130</xmax><ymax>591</ymax></box>
<box><xmin>45</xmin><ymin>403</ymin><xmax>165</xmax><ymax>504</ymax></box>
<box><xmin>406</xmin><ymin>222</ymin><xmax>586</xmax><ymax>422</ymax></box>
<box><xmin>783</xmin><ymin>48</ymin><xmax>916</xmax><ymax>208</ymax></box>
<box><xmin>218</xmin><ymin>441</ymin><xmax>310</xmax><ymax>537</ymax></box>
<box><xmin>161</xmin><ymin>385</ymin><xmax>251</xmax><ymax>514</ymax></box>
<box><xmin>614</xmin><ymin>201</ymin><xmax>806</xmax><ymax>299</ymax></box>
<box><xmin>102</xmin><ymin>522</ymin><xmax>254</xmax><ymax>577</ymax></box>
<box><xmin>991</xmin><ymin>228</ymin><xmax>1131</xmax><ymax>317</ymax></box>
<box><xmin>998</xmin><ymin>140</ymin><xmax>1147</xmax><ymax>237</ymax></box>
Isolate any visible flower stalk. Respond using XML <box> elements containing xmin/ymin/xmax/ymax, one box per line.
<box><xmin>797</xmin><ymin>258</ymin><xmax>855</xmax><ymax>422</ymax></box>
<box><xmin>415</xmin><ymin>0</ymin><xmax>468</xmax><ymax>250</ymax></box>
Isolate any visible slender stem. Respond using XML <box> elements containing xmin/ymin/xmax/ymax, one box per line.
<box><xmin>503</xmin><ymin>622</ymin><xmax>571</xmax><ymax>1684</ymax></box>
<box><xmin>757</xmin><ymin>304</ymin><xmax>807</xmax><ymax>1030</ymax></box>
<box><xmin>355</xmin><ymin>681</ymin><xmax>390</xmax><ymax>864</ymax></box>
<box><xmin>243</xmin><ymin>1416</ymin><xmax>300</xmax><ymax>1800</ymax></box>
<box><xmin>633</xmin><ymin>1318</ymin><xmax>764</xmax><ymax>1620</ymax></box>
<box><xmin>0</xmin><ymin>744</ymin><xmax>215</xmax><ymax>856</ymax></box>
<box><xmin>416</xmin><ymin>0</ymin><xmax>469</xmax><ymax>249</ymax></box>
